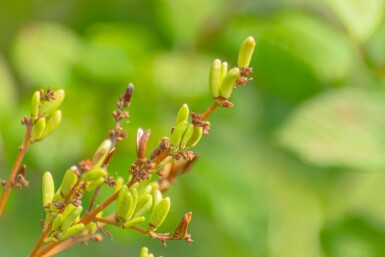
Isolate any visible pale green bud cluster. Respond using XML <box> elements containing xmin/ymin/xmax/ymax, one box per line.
<box><xmin>42</xmin><ymin>171</ymin><xmax>86</xmax><ymax>243</ymax></box>
<box><xmin>30</xmin><ymin>89</ymin><xmax>65</xmax><ymax>143</ymax></box>
<box><xmin>169</xmin><ymin>104</ymin><xmax>203</xmax><ymax>154</ymax></box>
<box><xmin>114</xmin><ymin>181</ymin><xmax>171</xmax><ymax>232</ymax></box>
<box><xmin>209</xmin><ymin>36</ymin><xmax>255</xmax><ymax>103</ymax></box>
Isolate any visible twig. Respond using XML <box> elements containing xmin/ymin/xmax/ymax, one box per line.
<box><xmin>200</xmin><ymin>103</ymin><xmax>219</xmax><ymax>121</ymax></box>
<box><xmin>0</xmin><ymin>122</ymin><xmax>33</xmax><ymax>215</ymax></box>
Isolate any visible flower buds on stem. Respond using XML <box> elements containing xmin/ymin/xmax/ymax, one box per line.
<box><xmin>42</xmin><ymin>171</ymin><xmax>54</xmax><ymax>208</ymax></box>
<box><xmin>149</xmin><ymin>197</ymin><xmax>170</xmax><ymax>231</ymax></box>
<box><xmin>237</xmin><ymin>36</ymin><xmax>256</xmax><ymax>68</ymax></box>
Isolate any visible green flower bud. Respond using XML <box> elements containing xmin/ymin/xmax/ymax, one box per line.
<box><xmin>31</xmin><ymin>90</ymin><xmax>41</xmax><ymax>121</ymax></box>
<box><xmin>51</xmin><ymin>214</ymin><xmax>64</xmax><ymax>232</ymax></box>
<box><xmin>149</xmin><ymin>197</ymin><xmax>170</xmax><ymax>231</ymax></box>
<box><xmin>138</xmin><ymin>184</ymin><xmax>152</xmax><ymax>195</ymax></box>
<box><xmin>85</xmin><ymin>177</ymin><xmax>105</xmax><ymax>192</ymax></box>
<box><xmin>219</xmin><ymin>67</ymin><xmax>240</xmax><ymax>99</ymax></box>
<box><xmin>114</xmin><ymin>176</ymin><xmax>124</xmax><ymax>192</ymax></box>
<box><xmin>50</xmin><ymin>187</ymin><xmax>63</xmax><ymax>214</ymax></box>
<box><xmin>81</xmin><ymin>168</ymin><xmax>107</xmax><ymax>182</ymax></box>
<box><xmin>186</xmin><ymin>126</ymin><xmax>203</xmax><ymax>148</ymax></box>
<box><xmin>133</xmin><ymin>194</ymin><xmax>153</xmax><ymax>217</ymax></box>
<box><xmin>39</xmin><ymin>89</ymin><xmax>65</xmax><ymax>117</ymax></box>
<box><xmin>60</xmin><ymin>166</ymin><xmax>78</xmax><ymax>197</ymax></box>
<box><xmin>58</xmin><ymin>223</ymin><xmax>85</xmax><ymax>240</ymax></box>
<box><xmin>91</xmin><ymin>139</ymin><xmax>112</xmax><ymax>169</ymax></box>
<box><xmin>86</xmin><ymin>222</ymin><xmax>97</xmax><ymax>235</ymax></box>
<box><xmin>116</xmin><ymin>186</ymin><xmax>134</xmax><ymax>221</ymax></box>
<box><xmin>41</xmin><ymin>110</ymin><xmax>62</xmax><ymax>138</ymax></box>
<box><xmin>61</xmin><ymin>205</ymin><xmax>83</xmax><ymax>230</ymax></box>
<box><xmin>123</xmin><ymin>216</ymin><xmax>145</xmax><ymax>229</ymax></box>
<box><xmin>42</xmin><ymin>171</ymin><xmax>55</xmax><ymax>207</ymax></box>
<box><xmin>179</xmin><ymin>124</ymin><xmax>194</xmax><ymax>151</ymax></box>
<box><xmin>220</xmin><ymin>61</ymin><xmax>228</xmax><ymax>83</ymax></box>
<box><xmin>175</xmin><ymin>104</ymin><xmax>189</xmax><ymax>126</ymax></box>
<box><xmin>152</xmin><ymin>189</ymin><xmax>163</xmax><ymax>208</ymax></box>
<box><xmin>237</xmin><ymin>36</ymin><xmax>256</xmax><ymax>68</ymax></box>
<box><xmin>170</xmin><ymin>120</ymin><xmax>188</xmax><ymax>153</ymax></box>
<box><xmin>30</xmin><ymin>117</ymin><xmax>46</xmax><ymax>142</ymax></box>
<box><xmin>209</xmin><ymin>59</ymin><xmax>222</xmax><ymax>99</ymax></box>
<box><xmin>148</xmin><ymin>254</ymin><xmax>154</xmax><ymax>257</ymax></box>
<box><xmin>140</xmin><ymin>247</ymin><xmax>149</xmax><ymax>257</ymax></box>
<box><xmin>130</xmin><ymin>187</ymin><xmax>138</xmax><ymax>216</ymax></box>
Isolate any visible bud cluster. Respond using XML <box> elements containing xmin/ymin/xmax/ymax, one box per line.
<box><xmin>30</xmin><ymin>88</ymin><xmax>65</xmax><ymax>143</ymax></box>
<box><xmin>209</xmin><ymin>36</ymin><xmax>256</xmax><ymax>106</ymax></box>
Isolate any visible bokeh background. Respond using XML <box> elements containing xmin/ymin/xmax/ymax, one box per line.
<box><xmin>1</xmin><ymin>0</ymin><xmax>385</xmax><ymax>256</ymax></box>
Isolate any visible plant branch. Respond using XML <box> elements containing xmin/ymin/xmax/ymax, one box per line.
<box><xmin>0</xmin><ymin>122</ymin><xmax>33</xmax><ymax>216</ymax></box>
<box><xmin>200</xmin><ymin>102</ymin><xmax>219</xmax><ymax>121</ymax></box>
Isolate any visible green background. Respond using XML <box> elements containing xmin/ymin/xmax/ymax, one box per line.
<box><xmin>2</xmin><ymin>0</ymin><xmax>385</xmax><ymax>256</ymax></box>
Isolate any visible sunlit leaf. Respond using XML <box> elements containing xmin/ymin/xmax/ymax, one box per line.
<box><xmin>254</xmin><ymin>13</ymin><xmax>354</xmax><ymax>101</ymax></box>
<box><xmin>277</xmin><ymin>87</ymin><xmax>385</xmax><ymax>170</ymax></box>
<box><xmin>323</xmin><ymin>0</ymin><xmax>385</xmax><ymax>42</ymax></box>
<box><xmin>12</xmin><ymin>22</ymin><xmax>82</xmax><ymax>87</ymax></box>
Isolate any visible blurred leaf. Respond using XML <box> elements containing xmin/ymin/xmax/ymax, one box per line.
<box><xmin>323</xmin><ymin>0</ymin><xmax>385</xmax><ymax>42</ymax></box>
<box><xmin>153</xmin><ymin>51</ymin><xmax>211</xmax><ymax>98</ymax></box>
<box><xmin>153</xmin><ymin>0</ymin><xmax>220</xmax><ymax>46</ymax></box>
<box><xmin>366</xmin><ymin>21</ymin><xmax>385</xmax><ymax>69</ymax></box>
<box><xmin>277</xmin><ymin>87</ymin><xmax>385</xmax><ymax>170</ymax></box>
<box><xmin>254</xmin><ymin>13</ymin><xmax>353</xmax><ymax>101</ymax></box>
<box><xmin>78</xmin><ymin>23</ymin><xmax>159</xmax><ymax>83</ymax></box>
<box><xmin>12</xmin><ymin>22</ymin><xmax>82</xmax><ymax>87</ymax></box>
<box><xmin>321</xmin><ymin>214</ymin><xmax>385</xmax><ymax>257</ymax></box>
<box><xmin>0</xmin><ymin>55</ymin><xmax>17</xmax><ymax>114</ymax></box>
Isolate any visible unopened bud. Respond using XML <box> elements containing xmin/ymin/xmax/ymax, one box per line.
<box><xmin>85</xmin><ymin>177</ymin><xmax>105</xmax><ymax>192</ymax></box>
<box><xmin>179</xmin><ymin>124</ymin><xmax>194</xmax><ymax>151</ymax></box>
<box><xmin>41</xmin><ymin>110</ymin><xmax>62</xmax><ymax>138</ymax></box>
<box><xmin>133</xmin><ymin>194</ymin><xmax>153</xmax><ymax>217</ymax></box>
<box><xmin>114</xmin><ymin>176</ymin><xmax>124</xmax><ymax>192</ymax></box>
<box><xmin>60</xmin><ymin>166</ymin><xmax>78</xmax><ymax>197</ymax></box>
<box><xmin>51</xmin><ymin>214</ymin><xmax>64</xmax><ymax>232</ymax></box>
<box><xmin>42</xmin><ymin>171</ymin><xmax>54</xmax><ymax>207</ymax></box>
<box><xmin>39</xmin><ymin>89</ymin><xmax>65</xmax><ymax>117</ymax></box>
<box><xmin>81</xmin><ymin>168</ymin><xmax>107</xmax><ymax>182</ymax></box>
<box><xmin>58</xmin><ymin>223</ymin><xmax>85</xmax><ymax>240</ymax></box>
<box><xmin>61</xmin><ymin>205</ymin><xmax>83</xmax><ymax>230</ymax></box>
<box><xmin>170</xmin><ymin>121</ymin><xmax>188</xmax><ymax>153</ymax></box>
<box><xmin>140</xmin><ymin>247</ymin><xmax>149</xmax><ymax>257</ymax></box>
<box><xmin>175</xmin><ymin>104</ymin><xmax>189</xmax><ymax>126</ymax></box>
<box><xmin>186</xmin><ymin>126</ymin><xmax>203</xmax><ymax>148</ymax></box>
<box><xmin>238</xmin><ymin>36</ymin><xmax>256</xmax><ymax>68</ymax></box>
<box><xmin>149</xmin><ymin>197</ymin><xmax>170</xmax><ymax>231</ymax></box>
<box><xmin>152</xmin><ymin>189</ymin><xmax>163</xmax><ymax>208</ymax></box>
<box><xmin>123</xmin><ymin>216</ymin><xmax>145</xmax><ymax>229</ymax></box>
<box><xmin>116</xmin><ymin>186</ymin><xmax>134</xmax><ymax>221</ymax></box>
<box><xmin>209</xmin><ymin>59</ymin><xmax>222</xmax><ymax>99</ymax></box>
<box><xmin>31</xmin><ymin>117</ymin><xmax>46</xmax><ymax>142</ymax></box>
<box><xmin>219</xmin><ymin>67</ymin><xmax>240</xmax><ymax>99</ymax></box>
<box><xmin>31</xmin><ymin>90</ymin><xmax>41</xmax><ymax>121</ymax></box>
<box><xmin>220</xmin><ymin>62</ymin><xmax>228</xmax><ymax>83</ymax></box>
<box><xmin>91</xmin><ymin>139</ymin><xmax>112</xmax><ymax>169</ymax></box>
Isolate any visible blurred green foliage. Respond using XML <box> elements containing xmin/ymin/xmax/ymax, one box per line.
<box><xmin>2</xmin><ymin>0</ymin><xmax>385</xmax><ymax>257</ymax></box>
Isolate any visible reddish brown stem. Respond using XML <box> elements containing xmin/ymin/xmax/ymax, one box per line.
<box><xmin>29</xmin><ymin>180</ymin><xmax>81</xmax><ymax>257</ymax></box>
<box><xmin>200</xmin><ymin>103</ymin><xmax>219</xmax><ymax>121</ymax></box>
<box><xmin>0</xmin><ymin>123</ymin><xmax>33</xmax><ymax>216</ymax></box>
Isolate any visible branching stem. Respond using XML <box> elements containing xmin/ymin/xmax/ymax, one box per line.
<box><xmin>0</xmin><ymin>122</ymin><xmax>33</xmax><ymax>216</ymax></box>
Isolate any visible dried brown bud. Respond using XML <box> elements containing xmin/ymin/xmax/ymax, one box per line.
<box><xmin>173</xmin><ymin>212</ymin><xmax>192</xmax><ymax>239</ymax></box>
